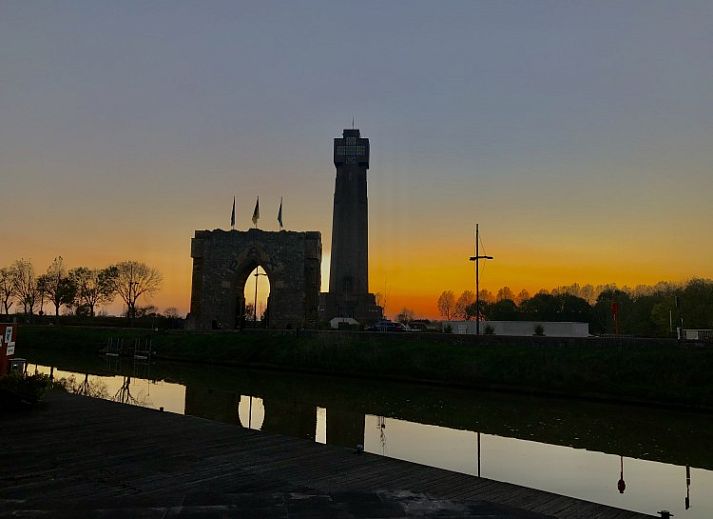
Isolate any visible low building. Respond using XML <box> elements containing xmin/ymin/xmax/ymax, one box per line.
<box><xmin>442</xmin><ymin>320</ymin><xmax>590</xmax><ymax>337</ymax></box>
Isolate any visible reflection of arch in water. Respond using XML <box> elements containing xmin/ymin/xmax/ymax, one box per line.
<box><xmin>261</xmin><ymin>399</ymin><xmax>316</xmax><ymax>441</ymax></box>
<box><xmin>238</xmin><ymin>395</ymin><xmax>265</xmax><ymax>430</ymax></box>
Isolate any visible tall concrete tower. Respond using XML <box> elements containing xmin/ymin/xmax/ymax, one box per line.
<box><xmin>330</xmin><ymin>129</ymin><xmax>370</xmax><ymax>295</ymax></box>
<box><xmin>320</xmin><ymin>128</ymin><xmax>382</xmax><ymax>323</ymax></box>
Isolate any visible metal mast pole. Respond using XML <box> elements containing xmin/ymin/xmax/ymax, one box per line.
<box><xmin>477</xmin><ymin>431</ymin><xmax>481</xmax><ymax>477</ymax></box>
<box><xmin>469</xmin><ymin>224</ymin><xmax>493</xmax><ymax>336</ymax></box>
<box><xmin>253</xmin><ymin>267</ymin><xmax>267</xmax><ymax>323</ymax></box>
<box><xmin>476</xmin><ymin>224</ymin><xmax>480</xmax><ymax>335</ymax></box>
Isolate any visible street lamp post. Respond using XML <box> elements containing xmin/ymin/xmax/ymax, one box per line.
<box><xmin>468</xmin><ymin>224</ymin><xmax>493</xmax><ymax>335</ymax></box>
<box><xmin>253</xmin><ymin>267</ymin><xmax>267</xmax><ymax>323</ymax></box>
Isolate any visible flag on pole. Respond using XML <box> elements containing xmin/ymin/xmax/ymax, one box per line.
<box><xmin>230</xmin><ymin>196</ymin><xmax>235</xmax><ymax>229</ymax></box>
<box><xmin>277</xmin><ymin>197</ymin><xmax>283</xmax><ymax>229</ymax></box>
<box><xmin>252</xmin><ymin>196</ymin><xmax>260</xmax><ymax>227</ymax></box>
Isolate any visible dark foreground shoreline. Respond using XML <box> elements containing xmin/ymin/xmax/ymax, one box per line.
<box><xmin>16</xmin><ymin>325</ymin><xmax>713</xmax><ymax>410</ymax></box>
<box><xmin>0</xmin><ymin>391</ymin><xmax>656</xmax><ymax>518</ymax></box>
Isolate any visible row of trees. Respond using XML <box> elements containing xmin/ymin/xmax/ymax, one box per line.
<box><xmin>436</xmin><ymin>279</ymin><xmax>713</xmax><ymax>337</ymax></box>
<box><xmin>0</xmin><ymin>257</ymin><xmax>162</xmax><ymax>319</ymax></box>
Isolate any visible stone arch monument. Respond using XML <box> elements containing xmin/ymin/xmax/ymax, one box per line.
<box><xmin>186</xmin><ymin>229</ymin><xmax>321</xmax><ymax>329</ymax></box>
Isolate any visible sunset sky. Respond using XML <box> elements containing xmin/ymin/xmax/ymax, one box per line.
<box><xmin>2</xmin><ymin>2</ymin><xmax>712</xmax><ymax>318</ymax></box>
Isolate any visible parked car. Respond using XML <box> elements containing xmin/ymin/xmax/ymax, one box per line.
<box><xmin>368</xmin><ymin>320</ymin><xmax>408</xmax><ymax>332</ymax></box>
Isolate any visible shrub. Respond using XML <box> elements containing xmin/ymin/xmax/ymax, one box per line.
<box><xmin>484</xmin><ymin>324</ymin><xmax>495</xmax><ymax>335</ymax></box>
<box><xmin>0</xmin><ymin>373</ymin><xmax>52</xmax><ymax>410</ymax></box>
<box><xmin>534</xmin><ymin>324</ymin><xmax>545</xmax><ymax>336</ymax></box>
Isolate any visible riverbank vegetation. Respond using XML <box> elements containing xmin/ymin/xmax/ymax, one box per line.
<box><xmin>17</xmin><ymin>324</ymin><xmax>713</xmax><ymax>409</ymax></box>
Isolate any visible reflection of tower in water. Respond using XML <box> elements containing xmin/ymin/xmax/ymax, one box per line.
<box><xmin>325</xmin><ymin>408</ymin><xmax>365</xmax><ymax>448</ymax></box>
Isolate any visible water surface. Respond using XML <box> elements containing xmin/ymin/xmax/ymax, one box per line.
<box><xmin>25</xmin><ymin>349</ymin><xmax>713</xmax><ymax>519</ymax></box>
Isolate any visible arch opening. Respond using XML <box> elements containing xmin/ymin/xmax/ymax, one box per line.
<box><xmin>240</xmin><ymin>265</ymin><xmax>271</xmax><ymax>327</ymax></box>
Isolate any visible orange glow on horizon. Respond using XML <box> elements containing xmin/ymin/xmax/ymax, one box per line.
<box><xmin>3</xmin><ymin>230</ymin><xmax>710</xmax><ymax>321</ymax></box>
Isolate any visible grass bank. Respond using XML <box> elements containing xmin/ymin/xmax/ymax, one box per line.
<box><xmin>17</xmin><ymin>325</ymin><xmax>713</xmax><ymax>409</ymax></box>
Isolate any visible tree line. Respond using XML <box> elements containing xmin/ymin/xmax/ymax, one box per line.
<box><xmin>436</xmin><ymin>279</ymin><xmax>713</xmax><ymax>337</ymax></box>
<box><xmin>0</xmin><ymin>257</ymin><xmax>163</xmax><ymax>319</ymax></box>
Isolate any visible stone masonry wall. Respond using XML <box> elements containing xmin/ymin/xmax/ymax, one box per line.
<box><xmin>187</xmin><ymin>229</ymin><xmax>321</xmax><ymax>330</ymax></box>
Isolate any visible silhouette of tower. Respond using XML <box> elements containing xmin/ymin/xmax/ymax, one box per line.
<box><xmin>320</xmin><ymin>128</ymin><xmax>382</xmax><ymax>322</ymax></box>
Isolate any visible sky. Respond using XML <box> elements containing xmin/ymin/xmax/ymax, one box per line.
<box><xmin>1</xmin><ymin>1</ymin><xmax>712</xmax><ymax>319</ymax></box>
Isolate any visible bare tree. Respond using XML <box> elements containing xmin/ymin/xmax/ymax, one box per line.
<box><xmin>11</xmin><ymin>259</ymin><xmax>38</xmax><ymax>314</ymax></box>
<box><xmin>396</xmin><ymin>307</ymin><xmax>415</xmax><ymax>324</ymax></box>
<box><xmin>36</xmin><ymin>274</ymin><xmax>50</xmax><ymax>315</ymax></box>
<box><xmin>164</xmin><ymin>307</ymin><xmax>180</xmax><ymax>319</ymax></box>
<box><xmin>515</xmin><ymin>289</ymin><xmax>530</xmax><ymax>305</ymax></box>
<box><xmin>580</xmin><ymin>284</ymin><xmax>596</xmax><ymax>305</ymax></box>
<box><xmin>454</xmin><ymin>290</ymin><xmax>475</xmax><ymax>320</ymax></box>
<box><xmin>113</xmin><ymin>261</ymin><xmax>162</xmax><ymax>319</ymax></box>
<box><xmin>478</xmin><ymin>289</ymin><xmax>495</xmax><ymax>303</ymax></box>
<box><xmin>496</xmin><ymin>286</ymin><xmax>515</xmax><ymax>302</ymax></box>
<box><xmin>134</xmin><ymin>305</ymin><xmax>159</xmax><ymax>317</ymax></box>
<box><xmin>43</xmin><ymin>257</ymin><xmax>77</xmax><ymax>317</ymax></box>
<box><xmin>0</xmin><ymin>267</ymin><xmax>16</xmax><ymax>315</ymax></box>
<box><xmin>70</xmin><ymin>266</ymin><xmax>117</xmax><ymax>317</ymax></box>
<box><xmin>244</xmin><ymin>303</ymin><xmax>255</xmax><ymax>321</ymax></box>
<box><xmin>437</xmin><ymin>290</ymin><xmax>455</xmax><ymax>320</ymax></box>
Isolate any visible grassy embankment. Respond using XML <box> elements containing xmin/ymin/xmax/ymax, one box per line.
<box><xmin>18</xmin><ymin>325</ymin><xmax>713</xmax><ymax>409</ymax></box>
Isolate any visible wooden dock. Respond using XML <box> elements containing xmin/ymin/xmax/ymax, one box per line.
<box><xmin>1</xmin><ymin>392</ymin><xmax>655</xmax><ymax>518</ymax></box>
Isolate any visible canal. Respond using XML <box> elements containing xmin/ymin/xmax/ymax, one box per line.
<box><xmin>23</xmin><ymin>348</ymin><xmax>713</xmax><ymax>519</ymax></box>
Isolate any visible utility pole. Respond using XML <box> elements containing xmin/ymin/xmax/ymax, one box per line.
<box><xmin>469</xmin><ymin>224</ymin><xmax>493</xmax><ymax>335</ymax></box>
